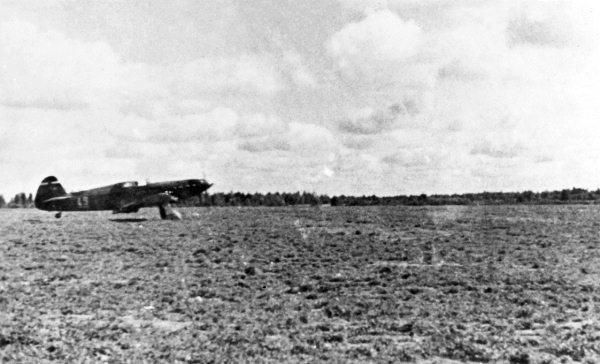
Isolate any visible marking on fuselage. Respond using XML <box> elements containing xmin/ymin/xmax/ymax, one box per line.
<box><xmin>77</xmin><ymin>196</ymin><xmax>89</xmax><ymax>208</ymax></box>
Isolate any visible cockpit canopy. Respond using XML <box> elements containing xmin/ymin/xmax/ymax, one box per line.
<box><xmin>119</xmin><ymin>181</ymin><xmax>138</xmax><ymax>188</ymax></box>
<box><xmin>189</xmin><ymin>179</ymin><xmax>210</xmax><ymax>188</ymax></box>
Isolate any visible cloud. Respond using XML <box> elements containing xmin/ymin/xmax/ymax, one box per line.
<box><xmin>0</xmin><ymin>20</ymin><xmax>125</xmax><ymax>110</ymax></box>
<box><xmin>338</xmin><ymin>98</ymin><xmax>422</xmax><ymax>134</ymax></box>
<box><xmin>428</xmin><ymin>11</ymin><xmax>510</xmax><ymax>83</ymax></box>
<box><xmin>328</xmin><ymin>9</ymin><xmax>422</xmax><ymax>62</ymax></box>
<box><xmin>2</xmin><ymin>1</ymin><xmax>600</xmax><ymax>197</ymax></box>
<box><xmin>436</xmin><ymin>60</ymin><xmax>485</xmax><ymax>81</ymax></box>
<box><xmin>326</xmin><ymin>8</ymin><xmax>440</xmax><ymax>139</ymax></box>
<box><xmin>238</xmin><ymin>122</ymin><xmax>337</xmax><ymax>155</ymax></box>
<box><xmin>340</xmin><ymin>135</ymin><xmax>375</xmax><ymax>149</ymax></box>
<box><xmin>327</xmin><ymin>9</ymin><xmax>424</xmax><ymax>82</ymax></box>
<box><xmin>534</xmin><ymin>154</ymin><xmax>553</xmax><ymax>163</ymax></box>
<box><xmin>289</xmin><ymin>122</ymin><xmax>337</xmax><ymax>154</ymax></box>
<box><xmin>470</xmin><ymin>141</ymin><xmax>524</xmax><ymax>159</ymax></box>
<box><xmin>0</xmin><ymin>98</ymin><xmax>87</xmax><ymax>111</ymax></box>
<box><xmin>338</xmin><ymin>107</ymin><xmax>388</xmax><ymax>135</ymax></box>
<box><xmin>238</xmin><ymin>136</ymin><xmax>291</xmax><ymax>153</ymax></box>
<box><xmin>234</xmin><ymin>114</ymin><xmax>292</xmax><ymax>152</ymax></box>
<box><xmin>119</xmin><ymin>94</ymin><xmax>213</xmax><ymax>120</ymax></box>
<box><xmin>235</xmin><ymin>114</ymin><xmax>288</xmax><ymax>138</ymax></box>
<box><xmin>340</xmin><ymin>0</ymin><xmax>462</xmax><ymax>12</ymax></box>
<box><xmin>282</xmin><ymin>51</ymin><xmax>318</xmax><ymax>88</ymax></box>
<box><xmin>143</xmin><ymin>107</ymin><xmax>239</xmax><ymax>143</ymax></box>
<box><xmin>322</xmin><ymin>166</ymin><xmax>335</xmax><ymax>177</ymax></box>
<box><xmin>104</xmin><ymin>143</ymin><xmax>153</xmax><ymax>160</ymax></box>
<box><xmin>507</xmin><ymin>12</ymin><xmax>571</xmax><ymax>48</ymax></box>
<box><xmin>381</xmin><ymin>149</ymin><xmax>438</xmax><ymax>167</ymax></box>
<box><xmin>505</xmin><ymin>2</ymin><xmax>600</xmax><ymax>50</ymax></box>
<box><xmin>169</xmin><ymin>55</ymin><xmax>282</xmax><ymax>97</ymax></box>
<box><xmin>117</xmin><ymin>53</ymin><xmax>289</xmax><ymax>120</ymax></box>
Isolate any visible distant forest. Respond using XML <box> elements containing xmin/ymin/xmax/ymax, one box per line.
<box><xmin>0</xmin><ymin>193</ymin><xmax>33</xmax><ymax>208</ymax></box>
<box><xmin>3</xmin><ymin>188</ymin><xmax>600</xmax><ymax>208</ymax></box>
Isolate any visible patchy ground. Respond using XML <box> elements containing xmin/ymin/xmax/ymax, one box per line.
<box><xmin>1</xmin><ymin>205</ymin><xmax>600</xmax><ymax>362</ymax></box>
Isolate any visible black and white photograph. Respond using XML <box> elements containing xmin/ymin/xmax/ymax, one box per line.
<box><xmin>1</xmin><ymin>0</ymin><xmax>600</xmax><ymax>362</ymax></box>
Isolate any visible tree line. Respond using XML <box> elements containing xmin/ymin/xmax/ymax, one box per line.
<box><xmin>2</xmin><ymin>187</ymin><xmax>600</xmax><ymax>209</ymax></box>
<box><xmin>0</xmin><ymin>193</ymin><xmax>33</xmax><ymax>208</ymax></box>
<box><xmin>178</xmin><ymin>187</ymin><xmax>600</xmax><ymax>207</ymax></box>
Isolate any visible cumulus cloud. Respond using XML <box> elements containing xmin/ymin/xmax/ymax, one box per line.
<box><xmin>170</xmin><ymin>55</ymin><xmax>282</xmax><ymax>97</ymax></box>
<box><xmin>326</xmin><ymin>9</ymin><xmax>432</xmax><ymax>88</ymax></box>
<box><xmin>289</xmin><ymin>122</ymin><xmax>337</xmax><ymax>153</ymax></box>
<box><xmin>470</xmin><ymin>141</ymin><xmax>525</xmax><ymax>159</ymax></box>
<box><xmin>322</xmin><ymin>166</ymin><xmax>335</xmax><ymax>177</ymax></box>
<box><xmin>534</xmin><ymin>154</ymin><xmax>553</xmax><ymax>163</ymax></box>
<box><xmin>328</xmin><ymin>9</ymin><xmax>421</xmax><ymax>65</ymax></box>
<box><xmin>118</xmin><ymin>53</ymin><xmax>290</xmax><ymax>120</ymax></box>
<box><xmin>234</xmin><ymin>114</ymin><xmax>292</xmax><ymax>152</ymax></box>
<box><xmin>340</xmin><ymin>0</ymin><xmax>459</xmax><ymax>12</ymax></box>
<box><xmin>282</xmin><ymin>51</ymin><xmax>318</xmax><ymax>88</ymax></box>
<box><xmin>104</xmin><ymin>143</ymin><xmax>153</xmax><ymax>160</ymax></box>
<box><xmin>238</xmin><ymin>122</ymin><xmax>337</xmax><ymax>155</ymax></box>
<box><xmin>1</xmin><ymin>98</ymin><xmax>87</xmax><ymax>111</ymax></box>
<box><xmin>436</xmin><ymin>60</ymin><xmax>486</xmax><ymax>81</ymax></box>
<box><xmin>507</xmin><ymin>10</ymin><xmax>571</xmax><ymax>48</ymax></box>
<box><xmin>238</xmin><ymin>136</ymin><xmax>291</xmax><ymax>153</ymax></box>
<box><xmin>381</xmin><ymin>149</ymin><xmax>439</xmax><ymax>167</ymax></box>
<box><xmin>114</xmin><ymin>52</ymin><xmax>286</xmax><ymax>121</ymax></box>
<box><xmin>326</xmin><ymin>8</ymin><xmax>443</xmax><ymax>142</ymax></box>
<box><xmin>505</xmin><ymin>2</ymin><xmax>600</xmax><ymax>49</ymax></box>
<box><xmin>143</xmin><ymin>107</ymin><xmax>239</xmax><ymax>143</ymax></box>
<box><xmin>235</xmin><ymin>114</ymin><xmax>288</xmax><ymax>138</ymax></box>
<box><xmin>340</xmin><ymin>135</ymin><xmax>375</xmax><ymax>150</ymax></box>
<box><xmin>2</xmin><ymin>1</ymin><xmax>600</xmax><ymax>197</ymax></box>
<box><xmin>338</xmin><ymin>97</ymin><xmax>422</xmax><ymax>134</ymax></box>
<box><xmin>429</xmin><ymin>12</ymin><xmax>509</xmax><ymax>83</ymax></box>
<box><xmin>0</xmin><ymin>20</ymin><xmax>126</xmax><ymax>110</ymax></box>
<box><xmin>120</xmin><ymin>95</ymin><xmax>213</xmax><ymax>120</ymax></box>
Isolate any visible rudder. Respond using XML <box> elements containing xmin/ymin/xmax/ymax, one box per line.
<box><xmin>34</xmin><ymin>176</ymin><xmax>67</xmax><ymax>208</ymax></box>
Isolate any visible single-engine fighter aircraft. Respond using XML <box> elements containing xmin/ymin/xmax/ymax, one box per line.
<box><xmin>34</xmin><ymin>176</ymin><xmax>212</xmax><ymax>220</ymax></box>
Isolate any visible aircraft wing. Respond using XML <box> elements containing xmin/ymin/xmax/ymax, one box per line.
<box><xmin>116</xmin><ymin>193</ymin><xmax>178</xmax><ymax>213</ymax></box>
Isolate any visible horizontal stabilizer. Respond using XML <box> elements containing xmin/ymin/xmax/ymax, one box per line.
<box><xmin>42</xmin><ymin>195</ymin><xmax>71</xmax><ymax>203</ymax></box>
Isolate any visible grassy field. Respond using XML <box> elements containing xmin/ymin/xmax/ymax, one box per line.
<box><xmin>1</xmin><ymin>205</ymin><xmax>599</xmax><ymax>362</ymax></box>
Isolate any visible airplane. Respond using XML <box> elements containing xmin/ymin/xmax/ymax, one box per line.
<box><xmin>34</xmin><ymin>176</ymin><xmax>212</xmax><ymax>220</ymax></box>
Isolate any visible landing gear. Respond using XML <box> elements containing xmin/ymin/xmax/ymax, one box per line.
<box><xmin>54</xmin><ymin>212</ymin><xmax>62</xmax><ymax>219</ymax></box>
<box><xmin>158</xmin><ymin>204</ymin><xmax>182</xmax><ymax>220</ymax></box>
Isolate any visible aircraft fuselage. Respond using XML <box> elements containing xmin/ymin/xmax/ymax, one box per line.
<box><xmin>34</xmin><ymin>177</ymin><xmax>212</xmax><ymax>218</ymax></box>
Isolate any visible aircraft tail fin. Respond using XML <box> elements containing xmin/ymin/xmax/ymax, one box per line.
<box><xmin>34</xmin><ymin>176</ymin><xmax>67</xmax><ymax>208</ymax></box>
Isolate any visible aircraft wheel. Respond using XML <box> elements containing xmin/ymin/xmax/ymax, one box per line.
<box><xmin>55</xmin><ymin>212</ymin><xmax>62</xmax><ymax>219</ymax></box>
<box><xmin>158</xmin><ymin>204</ymin><xmax>182</xmax><ymax>220</ymax></box>
<box><xmin>158</xmin><ymin>205</ymin><xmax>167</xmax><ymax>219</ymax></box>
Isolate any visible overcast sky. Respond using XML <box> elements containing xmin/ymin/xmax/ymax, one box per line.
<box><xmin>1</xmin><ymin>0</ymin><xmax>599</xmax><ymax>197</ymax></box>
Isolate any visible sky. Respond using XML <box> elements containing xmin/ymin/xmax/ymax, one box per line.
<box><xmin>1</xmin><ymin>0</ymin><xmax>600</xmax><ymax>197</ymax></box>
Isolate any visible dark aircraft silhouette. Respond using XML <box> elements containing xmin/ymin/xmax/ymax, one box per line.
<box><xmin>34</xmin><ymin>176</ymin><xmax>212</xmax><ymax>220</ymax></box>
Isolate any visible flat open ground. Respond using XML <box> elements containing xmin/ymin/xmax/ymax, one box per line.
<box><xmin>1</xmin><ymin>205</ymin><xmax>600</xmax><ymax>362</ymax></box>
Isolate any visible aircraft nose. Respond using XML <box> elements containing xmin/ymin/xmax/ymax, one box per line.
<box><xmin>195</xmin><ymin>180</ymin><xmax>212</xmax><ymax>194</ymax></box>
